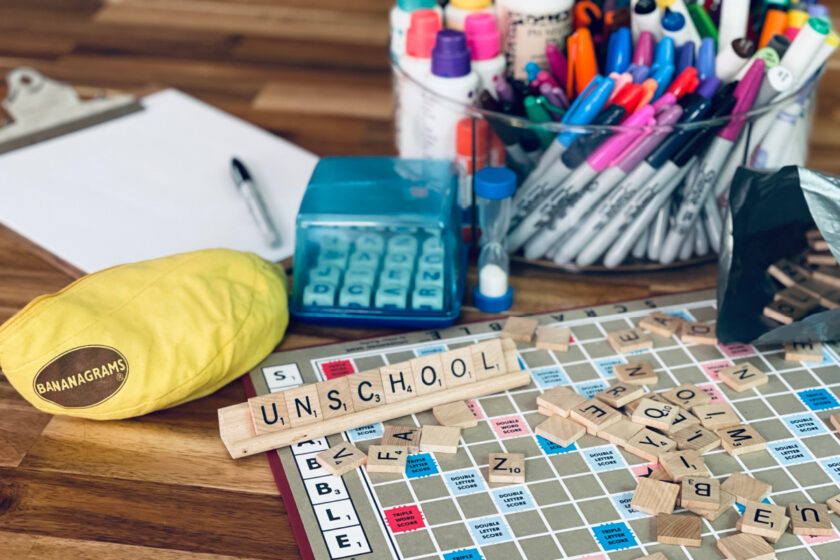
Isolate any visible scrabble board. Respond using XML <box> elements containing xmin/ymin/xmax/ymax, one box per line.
<box><xmin>243</xmin><ymin>289</ymin><xmax>840</xmax><ymax>560</ymax></box>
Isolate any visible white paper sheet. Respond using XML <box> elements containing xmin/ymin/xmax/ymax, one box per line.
<box><xmin>0</xmin><ymin>89</ymin><xmax>318</xmax><ymax>273</ymax></box>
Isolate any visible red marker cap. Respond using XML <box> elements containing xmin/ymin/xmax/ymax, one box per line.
<box><xmin>665</xmin><ymin>67</ymin><xmax>699</xmax><ymax>99</ymax></box>
<box><xmin>406</xmin><ymin>9</ymin><xmax>442</xmax><ymax>58</ymax></box>
<box><xmin>612</xmin><ymin>83</ymin><xmax>644</xmax><ymax>114</ymax></box>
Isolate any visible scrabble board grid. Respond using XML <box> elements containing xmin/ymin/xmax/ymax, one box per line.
<box><xmin>245</xmin><ymin>289</ymin><xmax>840</xmax><ymax>560</ymax></box>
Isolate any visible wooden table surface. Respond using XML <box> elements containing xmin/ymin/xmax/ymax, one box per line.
<box><xmin>0</xmin><ymin>2</ymin><xmax>838</xmax><ymax>558</ymax></box>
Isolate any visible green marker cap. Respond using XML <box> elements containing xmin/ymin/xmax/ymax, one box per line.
<box><xmin>753</xmin><ymin>47</ymin><xmax>780</xmax><ymax>70</ymax></box>
<box><xmin>398</xmin><ymin>0</ymin><xmax>437</xmax><ymax>11</ymax></box>
<box><xmin>809</xmin><ymin>17</ymin><xmax>831</xmax><ymax>36</ymax></box>
<box><xmin>686</xmin><ymin>3</ymin><xmax>718</xmax><ymax>41</ymax></box>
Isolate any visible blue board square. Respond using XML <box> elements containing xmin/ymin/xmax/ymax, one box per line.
<box><xmin>467</xmin><ymin>516</ymin><xmax>512</xmax><ymax>546</ymax></box>
<box><xmin>798</xmin><ymin>389</ymin><xmax>839</xmax><ymax>411</ymax></box>
<box><xmin>576</xmin><ymin>380</ymin><xmax>609</xmax><ymax>399</ymax></box>
<box><xmin>406</xmin><ymin>453</ymin><xmax>439</xmax><ymax>479</ymax></box>
<box><xmin>444</xmin><ymin>469</ymin><xmax>486</xmax><ymax>496</ymax></box>
<box><xmin>582</xmin><ymin>446</ymin><xmax>628</xmax><ymax>472</ymax></box>
<box><xmin>416</xmin><ymin>345</ymin><xmax>447</xmax><ymax>356</ymax></box>
<box><xmin>347</xmin><ymin>423</ymin><xmax>383</xmax><ymax>442</ymax></box>
<box><xmin>612</xmin><ymin>491</ymin><xmax>646</xmax><ymax>520</ymax></box>
<box><xmin>735</xmin><ymin>497</ymin><xmax>771</xmax><ymax>514</ymax></box>
<box><xmin>665</xmin><ymin>310</ymin><xmax>694</xmax><ymax>322</ymax></box>
<box><xmin>592</xmin><ymin>522</ymin><xmax>637</xmax><ymax>551</ymax></box>
<box><xmin>595</xmin><ymin>357</ymin><xmax>626</xmax><ymax>378</ymax></box>
<box><xmin>531</xmin><ymin>366</ymin><xmax>570</xmax><ymax>388</ymax></box>
<box><xmin>491</xmin><ymin>487</ymin><xmax>535</xmax><ymax>514</ymax></box>
<box><xmin>443</xmin><ymin>549</ymin><xmax>484</xmax><ymax>560</ymax></box>
<box><xmin>783</xmin><ymin>413</ymin><xmax>828</xmax><ymax>438</ymax></box>
<box><xmin>820</xmin><ymin>457</ymin><xmax>840</xmax><ymax>483</ymax></box>
<box><xmin>537</xmin><ymin>436</ymin><xmax>577</xmax><ymax>455</ymax></box>
<box><xmin>768</xmin><ymin>440</ymin><xmax>815</xmax><ymax>465</ymax></box>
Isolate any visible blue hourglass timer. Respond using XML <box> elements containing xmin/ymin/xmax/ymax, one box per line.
<box><xmin>472</xmin><ymin>167</ymin><xmax>515</xmax><ymax>313</ymax></box>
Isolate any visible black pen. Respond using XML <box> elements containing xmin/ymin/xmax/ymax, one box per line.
<box><xmin>230</xmin><ymin>157</ymin><xmax>282</xmax><ymax>249</ymax></box>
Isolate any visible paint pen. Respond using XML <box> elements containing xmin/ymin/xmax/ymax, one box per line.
<box><xmin>718</xmin><ymin>0</ymin><xmax>750</xmax><ymax>54</ymax></box>
<box><xmin>464</xmin><ymin>13</ymin><xmax>506</xmax><ymax>98</ymax></box>
<box><xmin>657</xmin><ymin>0</ymin><xmax>702</xmax><ymax>46</ymax></box>
<box><xmin>455</xmin><ymin>118</ymin><xmax>489</xmax><ymax>214</ymax></box>
<box><xmin>632</xmin><ymin>0</ymin><xmax>662</xmax><ymax>42</ymax></box>
<box><xmin>659</xmin><ymin>60</ymin><xmax>764</xmax><ymax>264</ymax></box>
<box><xmin>396</xmin><ymin>9</ymin><xmax>442</xmax><ymax>158</ymax></box>
<box><xmin>766</xmin><ymin>33</ymin><xmax>791</xmax><ymax>59</ymax></box>
<box><xmin>497</xmin><ymin>0</ymin><xmax>576</xmax><ymax>81</ymax></box>
<box><xmin>519</xmin><ymin>103</ymin><xmax>658</xmax><ymax>258</ymax></box>
<box><xmin>662</xmin><ymin>7</ymin><xmax>693</xmax><ymax>48</ymax></box>
<box><xmin>781</xmin><ymin>17</ymin><xmax>832</xmax><ymax>88</ymax></box>
<box><xmin>734</xmin><ymin>45</ymin><xmax>780</xmax><ymax>80</ymax></box>
<box><xmin>530</xmin><ymin>103</ymin><xmax>683</xmax><ymax>261</ymax></box>
<box><xmin>390</xmin><ymin>0</ymin><xmax>442</xmax><ymax>58</ymax></box>
<box><xmin>787</xmin><ymin>3</ymin><xmax>810</xmax><ymax>31</ymax></box>
<box><xmin>420</xmin><ymin>30</ymin><xmax>480</xmax><ymax>159</ymax></box>
<box><xmin>444</xmin><ymin>0</ymin><xmax>494</xmax><ymax>30</ymax></box>
<box><xmin>759</xmin><ymin>8</ymin><xmax>789</xmax><ymax>48</ymax></box>
<box><xmin>715</xmin><ymin>38</ymin><xmax>756</xmax><ymax>82</ymax></box>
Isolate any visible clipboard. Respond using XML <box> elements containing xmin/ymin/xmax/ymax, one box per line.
<box><xmin>0</xmin><ymin>68</ymin><xmax>319</xmax><ymax>278</ymax></box>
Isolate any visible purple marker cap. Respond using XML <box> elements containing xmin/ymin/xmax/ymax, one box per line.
<box><xmin>633</xmin><ymin>32</ymin><xmax>655</xmax><ymax>66</ymax></box>
<box><xmin>431</xmin><ymin>29</ymin><xmax>471</xmax><ymax>78</ymax></box>
<box><xmin>719</xmin><ymin>59</ymin><xmax>765</xmax><ymax>142</ymax></box>
<box><xmin>617</xmin><ymin>104</ymin><xmax>684</xmax><ymax>172</ymax></box>
<box><xmin>809</xmin><ymin>4</ymin><xmax>829</xmax><ymax>17</ymax></box>
<box><xmin>696</xmin><ymin>77</ymin><xmax>721</xmax><ymax>99</ymax></box>
<box><xmin>588</xmin><ymin>105</ymin><xmax>656</xmax><ymax>171</ymax></box>
<box><xmin>496</xmin><ymin>80</ymin><xmax>514</xmax><ymax>103</ymax></box>
<box><xmin>652</xmin><ymin>92</ymin><xmax>677</xmax><ymax>110</ymax></box>
<box><xmin>630</xmin><ymin>64</ymin><xmax>650</xmax><ymax>83</ymax></box>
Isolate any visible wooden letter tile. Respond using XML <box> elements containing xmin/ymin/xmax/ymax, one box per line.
<box><xmin>535</xmin><ymin>415</ymin><xmax>586</xmax><ymax>447</ymax></box>
<box><xmin>501</xmin><ymin>338</ymin><xmax>521</xmax><ymax>372</ymax></box>
<box><xmin>783</xmin><ymin>341</ymin><xmax>823</xmax><ymax>362</ymax></box>
<box><xmin>283</xmin><ymin>384</ymin><xmax>323</xmax><ymax>427</ymax></box>
<box><xmin>634</xmin><ymin>555</ymin><xmax>667</xmax><ymax>560</ymax></box>
<box><xmin>440</xmin><ymin>347</ymin><xmax>476</xmax><ymax>387</ymax></box>
<box><xmin>763</xmin><ymin>299</ymin><xmax>806</xmax><ymax>324</ymax></box>
<box><xmin>826</xmin><ymin>492</ymin><xmax>840</xmax><ymax>515</ymax></box>
<box><xmin>382</xmin><ymin>425</ymin><xmax>421</xmax><ymax>453</ymax></box>
<box><xmin>656</xmin><ymin>513</ymin><xmax>701</xmax><ymax>547</ymax></box>
<box><xmin>488</xmin><ymin>452</ymin><xmax>525</xmax><ymax>484</ymax></box>
<box><xmin>717</xmin><ymin>532</ymin><xmax>775</xmax><ymax>560</ymax></box>
<box><xmin>813</xmin><ymin>265</ymin><xmax>840</xmax><ymax>288</ymax></box>
<box><xmin>631</xmin><ymin>398</ymin><xmax>679</xmax><ymax>431</ymax></box>
<box><xmin>718</xmin><ymin>425</ymin><xmax>767</xmax><ymax>456</ymax></box>
<box><xmin>624</xmin><ymin>392</ymin><xmax>665</xmax><ymax>415</ymax></box>
<box><xmin>248</xmin><ymin>393</ymin><xmax>291</xmax><ymax>435</ymax></box>
<box><xmin>432</xmin><ymin>401</ymin><xmax>477</xmax><ymax>428</ymax></box>
<box><xmin>595</xmin><ymin>382</ymin><xmax>645</xmax><ymax>408</ymax></box>
<box><xmin>693</xmin><ymin>403</ymin><xmax>741</xmax><ymax>430</ymax></box>
<box><xmin>536</xmin><ymin>386</ymin><xmax>586</xmax><ymax>417</ymax></box>
<box><xmin>379</xmin><ymin>362</ymin><xmax>417</xmax><ymax>403</ymax></box>
<box><xmin>789</xmin><ymin>502</ymin><xmax>833</xmax><ymax>536</ymax></box>
<box><xmin>672</xmin><ymin>426</ymin><xmax>721</xmax><ymax>453</ymax></box>
<box><xmin>570</xmin><ymin>399</ymin><xmax>622</xmax><ymax>435</ymax></box>
<box><xmin>630</xmin><ymin>477</ymin><xmax>679</xmax><ymax>515</ymax></box>
<box><xmin>685</xmin><ymin>490</ymin><xmax>735</xmax><ymax>521</ymax></box>
<box><xmin>614</xmin><ymin>361</ymin><xmax>658</xmax><ymax>385</ymax></box>
<box><xmin>768</xmin><ymin>258</ymin><xmax>811</xmax><ymax>287</ymax></box>
<box><xmin>501</xmin><ymin>316</ymin><xmax>539</xmax><ymax>343</ymax></box>
<box><xmin>535</xmin><ymin>325</ymin><xmax>571</xmax><ymax>352</ymax></box>
<box><xmin>832</xmin><ymin>413</ymin><xmax>840</xmax><ymax>433</ymax></box>
<box><xmin>316</xmin><ymin>377</ymin><xmax>355</xmax><ymax>420</ymax></box>
<box><xmin>809</xmin><ymin>252</ymin><xmax>838</xmax><ymax>266</ymax></box>
<box><xmin>348</xmin><ymin>369</ymin><xmax>386</xmax><ymax>411</ymax></box>
<box><xmin>639</xmin><ymin>311</ymin><xmax>683</xmax><ymax>338</ymax></box>
<box><xmin>316</xmin><ymin>442</ymin><xmax>367</xmax><ymax>476</ymax></box>
<box><xmin>681</xmin><ymin>476</ymin><xmax>720</xmax><ymax>512</ymax></box>
<box><xmin>660</xmin><ymin>449</ymin><xmax>709</xmax><ymax>482</ymax></box>
<box><xmin>721</xmin><ymin>472</ymin><xmax>772</xmax><ymax>504</ymax></box>
<box><xmin>608</xmin><ymin>328</ymin><xmax>653</xmax><ymax>354</ymax></box>
<box><xmin>624</xmin><ymin>428</ymin><xmax>677</xmax><ymax>463</ymax></box>
<box><xmin>775</xmin><ymin>286</ymin><xmax>820</xmax><ymax>312</ymax></box>
<box><xmin>410</xmin><ymin>353</ymin><xmax>447</xmax><ymax>395</ymax></box>
<box><xmin>680</xmin><ymin>322</ymin><xmax>717</xmax><ymax>345</ymax></box>
<box><xmin>597</xmin><ymin>418</ymin><xmax>644</xmax><ymax>447</ymax></box>
<box><xmin>419</xmin><ymin>425</ymin><xmax>461</xmax><ymax>454</ymax></box>
<box><xmin>472</xmin><ymin>339</ymin><xmax>506</xmax><ymax>379</ymax></box>
<box><xmin>366</xmin><ymin>445</ymin><xmax>408</xmax><ymax>474</ymax></box>
<box><xmin>662</xmin><ymin>383</ymin><xmax>710</xmax><ymax>410</ymax></box>
<box><xmin>665</xmin><ymin>408</ymin><xmax>700</xmax><ymax>435</ymax></box>
<box><xmin>719</xmin><ymin>363</ymin><xmax>768</xmax><ymax>392</ymax></box>
<box><xmin>737</xmin><ymin>501</ymin><xmax>789</xmax><ymax>543</ymax></box>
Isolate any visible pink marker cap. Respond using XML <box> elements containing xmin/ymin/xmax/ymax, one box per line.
<box><xmin>464</xmin><ymin>13</ymin><xmax>500</xmax><ymax>60</ymax></box>
<box><xmin>587</xmin><ymin>105</ymin><xmax>656</xmax><ymax>172</ymax></box>
<box><xmin>652</xmin><ymin>92</ymin><xmax>677</xmax><ymax>110</ymax></box>
<box><xmin>719</xmin><ymin>59</ymin><xmax>765</xmax><ymax>142</ymax></box>
<box><xmin>606</xmin><ymin>72</ymin><xmax>633</xmax><ymax>104</ymax></box>
<box><xmin>633</xmin><ymin>32</ymin><xmax>655</xmax><ymax>66</ymax></box>
<box><xmin>617</xmin><ymin>104</ymin><xmax>684</xmax><ymax>172</ymax></box>
<box><xmin>406</xmin><ymin>9</ymin><xmax>442</xmax><ymax>59</ymax></box>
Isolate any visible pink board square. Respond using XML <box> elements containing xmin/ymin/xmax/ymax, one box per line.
<box><xmin>384</xmin><ymin>505</ymin><xmax>425</xmax><ymax>534</ymax></box>
<box><xmin>321</xmin><ymin>360</ymin><xmax>355</xmax><ymax>379</ymax></box>
<box><xmin>697</xmin><ymin>383</ymin><xmax>726</xmax><ymax>403</ymax></box>
<box><xmin>801</xmin><ymin>532</ymin><xmax>838</xmax><ymax>544</ymax></box>
<box><xmin>578</xmin><ymin>555</ymin><xmax>607</xmax><ymax>560</ymax></box>
<box><xmin>631</xmin><ymin>463</ymin><xmax>661</xmax><ymax>479</ymax></box>
<box><xmin>719</xmin><ymin>342</ymin><xmax>756</xmax><ymax>358</ymax></box>
<box><xmin>702</xmin><ymin>360</ymin><xmax>734</xmax><ymax>381</ymax></box>
<box><xmin>465</xmin><ymin>400</ymin><xmax>485</xmax><ymax>420</ymax></box>
<box><xmin>490</xmin><ymin>415</ymin><xmax>530</xmax><ymax>439</ymax></box>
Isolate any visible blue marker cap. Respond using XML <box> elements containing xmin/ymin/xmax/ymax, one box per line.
<box><xmin>808</xmin><ymin>4</ymin><xmax>829</xmax><ymax>16</ymax></box>
<box><xmin>556</xmin><ymin>75</ymin><xmax>615</xmax><ymax>147</ymax></box>
<box><xmin>661</xmin><ymin>7</ymin><xmax>686</xmax><ymax>32</ymax></box>
<box><xmin>676</xmin><ymin>43</ymin><xmax>695</xmax><ymax>75</ymax></box>
<box><xmin>651</xmin><ymin>64</ymin><xmax>675</xmax><ymax>99</ymax></box>
<box><xmin>474</xmin><ymin>167</ymin><xmax>516</xmax><ymax>199</ymax></box>
<box><xmin>629</xmin><ymin>64</ymin><xmax>650</xmax><ymax>83</ymax></box>
<box><xmin>697</xmin><ymin>37</ymin><xmax>716</xmax><ymax>81</ymax></box>
<box><xmin>696</xmin><ymin>77</ymin><xmax>721</xmax><ymax>98</ymax></box>
<box><xmin>525</xmin><ymin>62</ymin><xmax>541</xmax><ymax>82</ymax></box>
<box><xmin>651</xmin><ymin>37</ymin><xmax>675</xmax><ymax>74</ymax></box>
<box><xmin>606</xmin><ymin>27</ymin><xmax>632</xmax><ymax>74</ymax></box>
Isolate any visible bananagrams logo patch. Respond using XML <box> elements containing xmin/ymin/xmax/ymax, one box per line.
<box><xmin>33</xmin><ymin>345</ymin><xmax>128</xmax><ymax>408</ymax></box>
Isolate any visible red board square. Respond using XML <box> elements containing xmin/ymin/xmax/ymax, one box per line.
<box><xmin>321</xmin><ymin>360</ymin><xmax>355</xmax><ymax>380</ymax></box>
<box><xmin>384</xmin><ymin>505</ymin><xmax>425</xmax><ymax>534</ymax></box>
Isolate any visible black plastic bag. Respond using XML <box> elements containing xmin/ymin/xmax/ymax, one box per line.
<box><xmin>717</xmin><ymin>166</ymin><xmax>840</xmax><ymax>344</ymax></box>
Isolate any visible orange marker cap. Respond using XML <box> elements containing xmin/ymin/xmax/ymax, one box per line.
<box><xmin>569</xmin><ymin>28</ymin><xmax>598</xmax><ymax>99</ymax></box>
<box><xmin>759</xmin><ymin>9</ymin><xmax>788</xmax><ymax>49</ymax></box>
<box><xmin>456</xmin><ymin>118</ymin><xmax>489</xmax><ymax>163</ymax></box>
<box><xmin>574</xmin><ymin>1</ymin><xmax>602</xmax><ymax>30</ymax></box>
